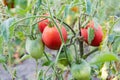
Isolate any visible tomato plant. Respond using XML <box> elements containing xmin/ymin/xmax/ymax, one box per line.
<box><xmin>0</xmin><ymin>0</ymin><xmax>120</xmax><ymax>80</ymax></box>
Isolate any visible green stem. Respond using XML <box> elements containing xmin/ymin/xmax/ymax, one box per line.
<box><xmin>73</xmin><ymin>44</ymin><xmax>79</xmax><ymax>64</ymax></box>
<box><xmin>55</xmin><ymin>44</ymin><xmax>64</xmax><ymax>64</ymax></box>
<box><xmin>3</xmin><ymin>63</ymin><xmax>14</xmax><ymax>80</ymax></box>
<box><xmin>63</xmin><ymin>45</ymin><xmax>71</xmax><ymax>67</ymax></box>
<box><xmin>36</xmin><ymin>60</ymin><xmax>39</xmax><ymax>80</ymax></box>
<box><xmin>44</xmin><ymin>52</ymin><xmax>50</xmax><ymax>61</ymax></box>
<box><xmin>43</xmin><ymin>52</ymin><xmax>59</xmax><ymax>79</ymax></box>
<box><xmin>79</xmin><ymin>17</ymin><xmax>84</xmax><ymax>57</ymax></box>
<box><xmin>83</xmin><ymin>48</ymin><xmax>99</xmax><ymax>59</ymax></box>
<box><xmin>46</xmin><ymin>0</ymin><xmax>64</xmax><ymax>43</ymax></box>
<box><xmin>60</xmin><ymin>74</ymin><xmax>64</xmax><ymax>80</ymax></box>
<box><xmin>43</xmin><ymin>62</ymin><xmax>54</xmax><ymax>79</ymax></box>
<box><xmin>53</xmin><ymin>16</ymin><xmax>76</xmax><ymax>36</ymax></box>
<box><xmin>32</xmin><ymin>18</ymin><xmax>47</xmax><ymax>26</ymax></box>
<box><xmin>10</xmin><ymin>16</ymin><xmax>50</xmax><ymax>28</ymax></box>
<box><xmin>109</xmin><ymin>17</ymin><xmax>120</xmax><ymax>33</ymax></box>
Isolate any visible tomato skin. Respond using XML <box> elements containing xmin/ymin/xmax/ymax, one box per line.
<box><xmin>42</xmin><ymin>26</ymin><xmax>67</xmax><ymax>50</ymax></box>
<box><xmin>81</xmin><ymin>21</ymin><xmax>103</xmax><ymax>46</ymax></box>
<box><xmin>38</xmin><ymin>19</ymin><xmax>49</xmax><ymax>33</ymax></box>
<box><xmin>71</xmin><ymin>60</ymin><xmax>91</xmax><ymax>80</ymax></box>
<box><xmin>25</xmin><ymin>37</ymin><xmax>44</xmax><ymax>60</ymax></box>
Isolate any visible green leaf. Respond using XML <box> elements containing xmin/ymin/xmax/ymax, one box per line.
<box><xmin>93</xmin><ymin>18</ymin><xmax>99</xmax><ymax>29</ymax></box>
<box><xmin>88</xmin><ymin>27</ymin><xmax>95</xmax><ymax>44</ymax></box>
<box><xmin>0</xmin><ymin>55</ymin><xmax>6</xmax><ymax>63</ymax></box>
<box><xmin>37</xmin><ymin>70</ymin><xmax>44</xmax><ymax>80</ymax></box>
<box><xmin>36</xmin><ymin>0</ymin><xmax>42</xmax><ymax>7</ymax></box>
<box><xmin>108</xmin><ymin>34</ymin><xmax>115</xmax><ymax>43</ymax></box>
<box><xmin>20</xmin><ymin>54</ymin><xmax>31</xmax><ymax>62</ymax></box>
<box><xmin>89</xmin><ymin>53</ymin><xmax>119</xmax><ymax>65</ymax></box>
<box><xmin>42</xmin><ymin>60</ymin><xmax>52</xmax><ymax>66</ymax></box>
<box><xmin>64</xmin><ymin>5</ymin><xmax>70</xmax><ymax>18</ymax></box>
<box><xmin>0</xmin><ymin>18</ymin><xmax>15</xmax><ymax>42</ymax></box>
<box><xmin>15</xmin><ymin>0</ymin><xmax>27</xmax><ymax>9</ymax></box>
<box><xmin>0</xmin><ymin>37</ymin><xmax>3</xmax><ymax>53</ymax></box>
<box><xmin>57</xmin><ymin>5</ymin><xmax>65</xmax><ymax>16</ymax></box>
<box><xmin>85</xmin><ymin>0</ymin><xmax>91</xmax><ymax>15</ymax></box>
<box><xmin>112</xmin><ymin>36</ymin><xmax>120</xmax><ymax>52</ymax></box>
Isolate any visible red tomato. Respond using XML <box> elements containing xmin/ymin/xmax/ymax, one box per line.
<box><xmin>42</xmin><ymin>25</ymin><xmax>67</xmax><ymax>50</ymax></box>
<box><xmin>81</xmin><ymin>21</ymin><xmax>103</xmax><ymax>46</ymax></box>
<box><xmin>38</xmin><ymin>19</ymin><xmax>49</xmax><ymax>33</ymax></box>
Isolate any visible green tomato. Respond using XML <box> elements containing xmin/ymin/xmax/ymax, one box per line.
<box><xmin>71</xmin><ymin>60</ymin><xmax>91</xmax><ymax>80</ymax></box>
<box><xmin>58</xmin><ymin>49</ymin><xmax>73</xmax><ymax>66</ymax></box>
<box><xmin>25</xmin><ymin>36</ymin><xmax>44</xmax><ymax>60</ymax></box>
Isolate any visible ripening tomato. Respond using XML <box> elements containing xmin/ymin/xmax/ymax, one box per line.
<box><xmin>42</xmin><ymin>25</ymin><xmax>67</xmax><ymax>50</ymax></box>
<box><xmin>71</xmin><ymin>60</ymin><xmax>91</xmax><ymax>80</ymax></box>
<box><xmin>38</xmin><ymin>14</ymin><xmax>49</xmax><ymax>33</ymax></box>
<box><xmin>38</xmin><ymin>19</ymin><xmax>49</xmax><ymax>33</ymax></box>
<box><xmin>25</xmin><ymin>36</ymin><xmax>44</xmax><ymax>60</ymax></box>
<box><xmin>81</xmin><ymin>21</ymin><xmax>103</xmax><ymax>46</ymax></box>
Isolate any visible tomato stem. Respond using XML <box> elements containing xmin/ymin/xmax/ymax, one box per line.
<box><xmin>53</xmin><ymin>16</ymin><xmax>76</xmax><ymax>36</ymax></box>
<box><xmin>73</xmin><ymin>44</ymin><xmax>79</xmax><ymax>64</ymax></box>
<box><xmin>83</xmin><ymin>48</ymin><xmax>99</xmax><ymax>59</ymax></box>
<box><xmin>63</xmin><ymin>45</ymin><xmax>71</xmax><ymax>67</ymax></box>
<box><xmin>46</xmin><ymin>0</ymin><xmax>65</xmax><ymax>43</ymax></box>
<box><xmin>36</xmin><ymin>59</ymin><xmax>39</xmax><ymax>79</ymax></box>
<box><xmin>10</xmin><ymin>16</ymin><xmax>51</xmax><ymax>28</ymax></box>
<box><xmin>79</xmin><ymin>17</ymin><xmax>84</xmax><ymax>58</ymax></box>
<box><xmin>43</xmin><ymin>52</ymin><xmax>59</xmax><ymax>78</ymax></box>
<box><xmin>55</xmin><ymin>44</ymin><xmax>64</xmax><ymax>64</ymax></box>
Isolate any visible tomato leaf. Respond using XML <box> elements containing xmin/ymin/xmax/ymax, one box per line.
<box><xmin>0</xmin><ymin>37</ymin><xmax>3</xmax><ymax>53</ymax></box>
<box><xmin>112</xmin><ymin>36</ymin><xmax>120</xmax><ymax>53</ymax></box>
<box><xmin>15</xmin><ymin>0</ymin><xmax>27</xmax><ymax>9</ymax></box>
<box><xmin>108</xmin><ymin>34</ymin><xmax>115</xmax><ymax>43</ymax></box>
<box><xmin>85</xmin><ymin>0</ymin><xmax>91</xmax><ymax>15</ymax></box>
<box><xmin>89</xmin><ymin>53</ymin><xmax>119</xmax><ymax>65</ymax></box>
<box><xmin>57</xmin><ymin>5</ymin><xmax>65</xmax><ymax>17</ymax></box>
<box><xmin>88</xmin><ymin>27</ymin><xmax>95</xmax><ymax>44</ymax></box>
<box><xmin>0</xmin><ymin>55</ymin><xmax>6</xmax><ymax>63</ymax></box>
<box><xmin>0</xmin><ymin>18</ymin><xmax>15</xmax><ymax>42</ymax></box>
<box><xmin>64</xmin><ymin>5</ymin><xmax>70</xmax><ymax>18</ymax></box>
<box><xmin>19</xmin><ymin>54</ymin><xmax>31</xmax><ymax>62</ymax></box>
<box><xmin>37</xmin><ymin>70</ymin><xmax>44</xmax><ymax>80</ymax></box>
<box><xmin>42</xmin><ymin>60</ymin><xmax>52</xmax><ymax>66</ymax></box>
<box><xmin>93</xmin><ymin>17</ymin><xmax>99</xmax><ymax>29</ymax></box>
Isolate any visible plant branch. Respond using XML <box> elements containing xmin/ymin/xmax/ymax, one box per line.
<box><xmin>53</xmin><ymin>16</ymin><xmax>76</xmax><ymax>36</ymax></box>
<box><xmin>63</xmin><ymin>45</ymin><xmax>71</xmax><ymax>67</ymax></box>
<box><xmin>79</xmin><ymin>17</ymin><xmax>84</xmax><ymax>57</ymax></box>
<box><xmin>83</xmin><ymin>48</ymin><xmax>99</xmax><ymax>59</ymax></box>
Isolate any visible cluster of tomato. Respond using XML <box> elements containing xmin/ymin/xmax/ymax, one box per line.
<box><xmin>25</xmin><ymin>14</ymin><xmax>103</xmax><ymax>79</ymax></box>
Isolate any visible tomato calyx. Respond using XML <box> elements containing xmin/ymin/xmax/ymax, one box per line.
<box><xmin>48</xmin><ymin>21</ymin><xmax>54</xmax><ymax>28</ymax></box>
